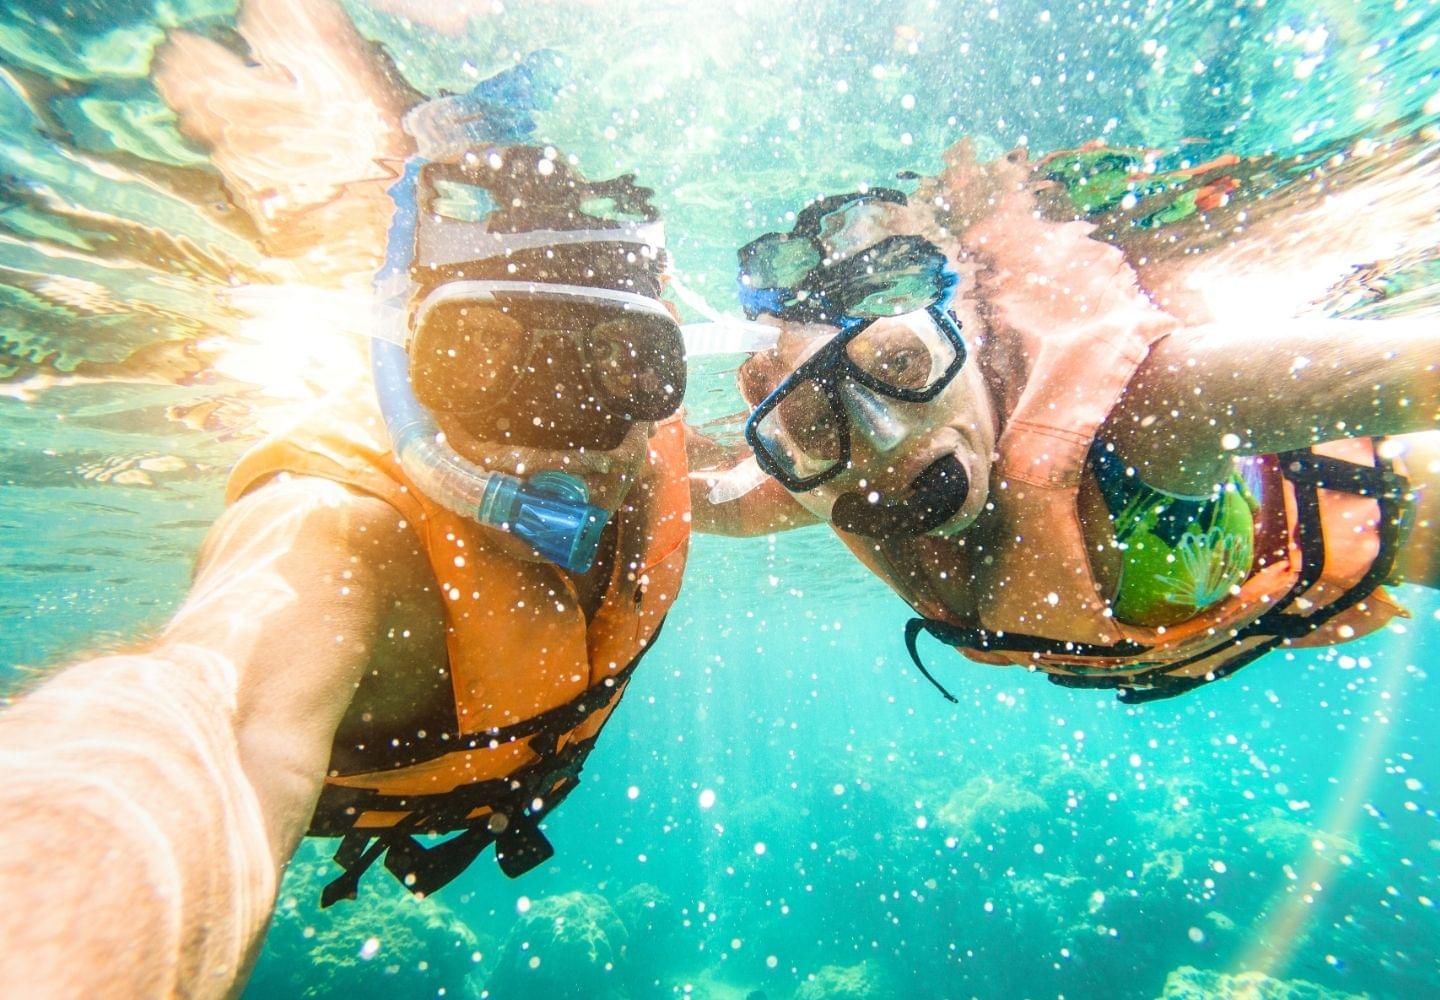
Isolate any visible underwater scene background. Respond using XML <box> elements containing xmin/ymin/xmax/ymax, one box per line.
<box><xmin>1</xmin><ymin>0</ymin><xmax>1439</xmax><ymax>997</ymax></box>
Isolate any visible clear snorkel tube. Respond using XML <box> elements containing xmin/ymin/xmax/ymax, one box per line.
<box><xmin>375</xmin><ymin>76</ymin><xmax>786</xmax><ymax>554</ymax></box>
<box><xmin>372</xmin><ymin>157</ymin><xmax>609</xmax><ymax>574</ymax></box>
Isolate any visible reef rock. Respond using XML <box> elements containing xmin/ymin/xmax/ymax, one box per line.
<box><xmin>794</xmin><ymin>961</ymin><xmax>888</xmax><ymax>1000</ymax></box>
<box><xmin>486</xmin><ymin>891</ymin><xmax>630</xmax><ymax>1000</ymax></box>
<box><xmin>247</xmin><ymin>849</ymin><xmax>483</xmax><ymax>1000</ymax></box>
<box><xmin>936</xmin><ymin>774</ymin><xmax>1048</xmax><ymax>842</ymax></box>
<box><xmin>1158</xmin><ymin>965</ymin><xmax>1367</xmax><ymax>1000</ymax></box>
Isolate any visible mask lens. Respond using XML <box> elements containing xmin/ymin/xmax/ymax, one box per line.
<box><xmin>411</xmin><ymin>291</ymin><xmax>685</xmax><ymax>450</ymax></box>
<box><xmin>756</xmin><ymin>377</ymin><xmax>843</xmax><ymax>482</ymax></box>
<box><xmin>410</xmin><ymin>302</ymin><xmax>529</xmax><ymax>415</ymax></box>
<box><xmin>813</xmin><ymin>197</ymin><xmax>908</xmax><ymax>257</ymax></box>
<box><xmin>588</xmin><ymin>312</ymin><xmax>686</xmax><ymax>421</ymax></box>
<box><xmin>843</xmin><ymin>312</ymin><xmax>957</xmax><ymax>393</ymax></box>
<box><xmin>741</xmin><ymin>233</ymin><xmax>822</xmax><ymax>290</ymax></box>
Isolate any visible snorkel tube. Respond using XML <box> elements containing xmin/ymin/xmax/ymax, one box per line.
<box><xmin>372</xmin><ymin>157</ymin><xmax>608</xmax><ymax>574</ymax></box>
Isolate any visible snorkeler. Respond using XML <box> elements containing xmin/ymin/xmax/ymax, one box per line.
<box><xmin>0</xmin><ymin>0</ymin><xmax>692</xmax><ymax>994</ymax></box>
<box><xmin>700</xmin><ymin>137</ymin><xmax>1440</xmax><ymax>703</ymax></box>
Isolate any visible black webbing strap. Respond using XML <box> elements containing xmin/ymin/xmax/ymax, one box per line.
<box><xmin>314</xmin><ymin>572</ymin><xmax>669</xmax><ymax>904</ymax></box>
<box><xmin>335</xmin><ymin>651</ymin><xmax>650</xmax><ymax>771</ymax></box>
<box><xmin>313</xmin><ymin>631</ymin><xmax>660</xmax><ymax>906</ymax></box>
<box><xmin>318</xmin><ymin>746</ymin><xmax>591</xmax><ymax>906</ymax></box>
<box><xmin>904</xmin><ymin>444</ymin><xmax>1411</xmax><ymax>704</ymax></box>
<box><xmin>1113</xmin><ymin>447</ymin><xmax>1410</xmax><ymax>703</ymax></box>
<box><xmin>320</xmin><ymin>809</ymin><xmax>429</xmax><ymax>907</ymax></box>
<box><xmin>903</xmin><ymin>618</ymin><xmax>1149</xmax><ymax>702</ymax></box>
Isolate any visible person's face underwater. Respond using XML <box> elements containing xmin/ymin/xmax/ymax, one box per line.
<box><xmin>741</xmin><ymin>310</ymin><xmax>998</xmax><ymax>538</ymax></box>
<box><xmin>412</xmin><ymin>289</ymin><xmax>687</xmax><ymax>512</ymax></box>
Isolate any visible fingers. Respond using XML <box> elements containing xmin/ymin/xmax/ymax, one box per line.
<box><xmin>152</xmin><ymin>0</ymin><xmax>412</xmax><ymax>283</ymax></box>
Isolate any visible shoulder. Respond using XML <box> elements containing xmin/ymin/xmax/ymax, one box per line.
<box><xmin>197</xmin><ymin>475</ymin><xmax>434</xmax><ymax>610</ymax></box>
<box><xmin>223</xmin><ymin>386</ymin><xmax>428</xmax><ymax>523</ymax></box>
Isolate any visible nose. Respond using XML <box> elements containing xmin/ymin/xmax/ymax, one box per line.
<box><xmin>839</xmin><ymin>380</ymin><xmax>907</xmax><ymax>453</ymax></box>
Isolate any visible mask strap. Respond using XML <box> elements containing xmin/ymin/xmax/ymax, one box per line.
<box><xmin>669</xmin><ymin>273</ymin><xmax>780</xmax><ymax>356</ymax></box>
<box><xmin>409</xmin><ymin>280</ymin><xmax>675</xmax><ymax>339</ymax></box>
<box><xmin>418</xmin><ymin>220</ymin><xmax>666</xmax><ymax>268</ymax></box>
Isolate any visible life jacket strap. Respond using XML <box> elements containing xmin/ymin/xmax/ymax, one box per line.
<box><xmin>317</xmin><ymin>735</ymin><xmax>593</xmax><ymax>904</ymax></box>
<box><xmin>905</xmin><ymin>441</ymin><xmax>1412</xmax><ymax>703</ymax></box>
<box><xmin>320</xmin><ymin>810</ymin><xmax>429</xmax><ymax>908</ymax></box>
<box><xmin>903</xmin><ymin>618</ymin><xmax>1150</xmax><ymax>702</ymax></box>
<box><xmin>312</xmin><ymin>664</ymin><xmax>629</xmax><ymax>903</ymax></box>
<box><xmin>1110</xmin><ymin>445</ymin><xmax>1410</xmax><ymax>702</ymax></box>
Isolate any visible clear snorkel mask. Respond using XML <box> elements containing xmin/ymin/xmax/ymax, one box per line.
<box><xmin>372</xmin><ymin>94</ymin><xmax>770</xmax><ymax>573</ymax></box>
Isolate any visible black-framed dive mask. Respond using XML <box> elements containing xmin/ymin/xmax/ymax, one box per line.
<box><xmin>743</xmin><ymin>305</ymin><xmax>967</xmax><ymax>491</ymax></box>
<box><xmin>409</xmin><ymin>281</ymin><xmax>686</xmax><ymax>451</ymax></box>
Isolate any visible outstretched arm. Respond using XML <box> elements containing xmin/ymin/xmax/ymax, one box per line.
<box><xmin>1104</xmin><ymin>317</ymin><xmax>1440</xmax><ymax>494</ymax></box>
<box><xmin>0</xmin><ymin>478</ymin><xmax>427</xmax><ymax>997</ymax></box>
<box><xmin>685</xmin><ymin>422</ymin><xmax>820</xmax><ymax>536</ymax></box>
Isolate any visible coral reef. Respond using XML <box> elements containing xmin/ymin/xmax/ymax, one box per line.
<box><xmin>793</xmin><ymin>961</ymin><xmax>888</xmax><ymax>1000</ymax></box>
<box><xmin>244</xmin><ymin>846</ymin><xmax>483</xmax><ymax>1000</ymax></box>
<box><xmin>1159</xmin><ymin>966</ymin><xmax>1367</xmax><ymax>1000</ymax></box>
<box><xmin>485</xmin><ymin>891</ymin><xmax>631</xmax><ymax>1000</ymax></box>
<box><xmin>936</xmin><ymin>773</ymin><xmax>1048</xmax><ymax>840</ymax></box>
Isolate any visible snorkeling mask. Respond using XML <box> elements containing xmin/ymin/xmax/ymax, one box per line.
<box><xmin>403</xmin><ymin>150</ymin><xmax>686</xmax><ymax>451</ymax></box>
<box><xmin>743</xmin><ymin>305</ymin><xmax>967</xmax><ymax>491</ymax></box>
<box><xmin>738</xmin><ymin>188</ymin><xmax>956</xmax><ymax>324</ymax></box>
<box><xmin>410</xmin><ymin>281</ymin><xmax>684</xmax><ymax>451</ymax></box>
<box><xmin>373</xmin><ymin>136</ymin><xmax>687</xmax><ymax>573</ymax></box>
<box><xmin>735</xmin><ymin>189</ymin><xmax>970</xmax><ymax>537</ymax></box>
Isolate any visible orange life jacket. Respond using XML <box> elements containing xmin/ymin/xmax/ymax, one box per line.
<box><xmin>227</xmin><ymin>404</ymin><xmax>690</xmax><ymax>901</ymax></box>
<box><xmin>838</xmin><ymin>312</ymin><xmax>1411</xmax><ymax>703</ymax></box>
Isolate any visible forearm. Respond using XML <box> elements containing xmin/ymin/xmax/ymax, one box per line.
<box><xmin>0</xmin><ymin>480</ymin><xmax>404</xmax><ymax>997</ymax></box>
<box><xmin>0</xmin><ymin>645</ymin><xmax>280</xmax><ymax>997</ymax></box>
<box><xmin>690</xmin><ymin>470</ymin><xmax>821</xmax><ymax>535</ymax></box>
<box><xmin>1203</xmin><ymin>318</ymin><xmax>1440</xmax><ymax>444</ymax></box>
<box><xmin>1108</xmin><ymin>318</ymin><xmax>1440</xmax><ymax>492</ymax></box>
<box><xmin>686</xmin><ymin>423</ymin><xmax>820</xmax><ymax>536</ymax></box>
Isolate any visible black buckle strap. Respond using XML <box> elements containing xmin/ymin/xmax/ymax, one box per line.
<box><xmin>342</xmin><ymin>651</ymin><xmax>649</xmax><ymax>771</ymax></box>
<box><xmin>316</xmin><ymin>733</ymin><xmax>599</xmax><ymax>904</ymax></box>
<box><xmin>1277</xmin><ymin>450</ymin><xmax>1408</xmax><ymax>500</ymax></box>
<box><xmin>320</xmin><ymin>809</ymin><xmax>429</xmax><ymax>908</ymax></box>
<box><xmin>313</xmin><ymin>619</ymin><xmax>662</xmax><ymax>905</ymax></box>
<box><xmin>1112</xmin><ymin>446</ymin><xmax>1412</xmax><ymax>702</ymax></box>
<box><xmin>319</xmin><ymin>790</ymin><xmax>548</xmax><ymax>907</ymax></box>
<box><xmin>904</xmin><ymin>443</ymin><xmax>1412</xmax><ymax>704</ymax></box>
<box><xmin>495</xmin><ymin>818</ymin><xmax>557</xmax><ymax>877</ymax></box>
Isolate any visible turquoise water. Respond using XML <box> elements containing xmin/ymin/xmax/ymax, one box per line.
<box><xmin>2</xmin><ymin>0</ymin><xmax>1439</xmax><ymax>997</ymax></box>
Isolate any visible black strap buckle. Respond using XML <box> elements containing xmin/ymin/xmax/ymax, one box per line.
<box><xmin>495</xmin><ymin>821</ymin><xmax>556</xmax><ymax>878</ymax></box>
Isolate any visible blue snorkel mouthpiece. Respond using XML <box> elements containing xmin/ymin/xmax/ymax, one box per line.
<box><xmin>478</xmin><ymin>471</ymin><xmax>607</xmax><ymax>572</ymax></box>
<box><xmin>371</xmin><ymin>336</ymin><xmax>611</xmax><ymax>573</ymax></box>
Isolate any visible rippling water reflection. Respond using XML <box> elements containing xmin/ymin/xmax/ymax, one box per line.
<box><xmin>0</xmin><ymin>2</ymin><xmax>1438</xmax><ymax>994</ymax></box>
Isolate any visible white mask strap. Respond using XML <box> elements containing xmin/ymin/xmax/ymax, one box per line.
<box><xmin>669</xmin><ymin>273</ymin><xmax>779</xmax><ymax>356</ymax></box>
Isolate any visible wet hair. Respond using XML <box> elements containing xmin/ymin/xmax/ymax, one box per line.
<box><xmin>737</xmin><ymin>350</ymin><xmax>785</xmax><ymax>408</ymax></box>
<box><xmin>411</xmin><ymin>144</ymin><xmax>665</xmax><ymax>299</ymax></box>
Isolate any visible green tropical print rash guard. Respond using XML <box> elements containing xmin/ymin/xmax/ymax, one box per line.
<box><xmin>1091</xmin><ymin>443</ymin><xmax>1258</xmax><ymax>628</ymax></box>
